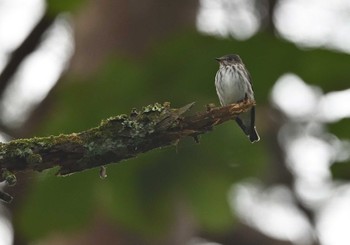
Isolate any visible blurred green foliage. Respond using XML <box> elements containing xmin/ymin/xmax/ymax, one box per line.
<box><xmin>16</xmin><ymin>26</ymin><xmax>350</xmax><ymax>241</ymax></box>
<box><xmin>328</xmin><ymin>119</ymin><xmax>350</xmax><ymax>140</ymax></box>
<box><xmin>46</xmin><ymin>0</ymin><xmax>88</xmax><ymax>15</ymax></box>
<box><xmin>331</xmin><ymin>161</ymin><xmax>350</xmax><ymax>180</ymax></box>
<box><xmin>330</xmin><ymin>119</ymin><xmax>350</xmax><ymax>179</ymax></box>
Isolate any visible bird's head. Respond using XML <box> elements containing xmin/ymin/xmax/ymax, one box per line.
<box><xmin>215</xmin><ymin>54</ymin><xmax>242</xmax><ymax>66</ymax></box>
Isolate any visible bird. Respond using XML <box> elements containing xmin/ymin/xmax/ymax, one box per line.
<box><xmin>214</xmin><ymin>54</ymin><xmax>260</xmax><ymax>143</ymax></box>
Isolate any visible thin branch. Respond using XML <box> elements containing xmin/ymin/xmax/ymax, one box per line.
<box><xmin>0</xmin><ymin>100</ymin><xmax>254</xmax><ymax>178</ymax></box>
<box><xmin>0</xmin><ymin>14</ymin><xmax>55</xmax><ymax>97</ymax></box>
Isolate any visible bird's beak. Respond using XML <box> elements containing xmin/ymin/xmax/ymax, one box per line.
<box><xmin>215</xmin><ymin>57</ymin><xmax>221</xmax><ymax>62</ymax></box>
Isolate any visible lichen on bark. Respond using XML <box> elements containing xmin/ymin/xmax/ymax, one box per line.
<box><xmin>0</xmin><ymin>100</ymin><xmax>255</xmax><ymax>202</ymax></box>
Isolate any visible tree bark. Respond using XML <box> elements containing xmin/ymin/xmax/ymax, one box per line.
<box><xmin>0</xmin><ymin>100</ymin><xmax>254</xmax><ymax>179</ymax></box>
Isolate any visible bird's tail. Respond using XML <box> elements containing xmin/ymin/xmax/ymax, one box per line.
<box><xmin>249</xmin><ymin>127</ymin><xmax>260</xmax><ymax>143</ymax></box>
<box><xmin>235</xmin><ymin>107</ymin><xmax>260</xmax><ymax>143</ymax></box>
<box><xmin>236</xmin><ymin>122</ymin><xmax>260</xmax><ymax>143</ymax></box>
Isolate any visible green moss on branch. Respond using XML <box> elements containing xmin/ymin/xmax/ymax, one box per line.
<box><xmin>0</xmin><ymin>100</ymin><xmax>254</xmax><ymax>178</ymax></box>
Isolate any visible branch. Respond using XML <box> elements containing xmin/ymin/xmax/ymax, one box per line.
<box><xmin>0</xmin><ymin>14</ymin><xmax>55</xmax><ymax>97</ymax></box>
<box><xmin>0</xmin><ymin>100</ymin><xmax>254</xmax><ymax>201</ymax></box>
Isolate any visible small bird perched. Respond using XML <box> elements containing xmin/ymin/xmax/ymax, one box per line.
<box><xmin>215</xmin><ymin>54</ymin><xmax>260</xmax><ymax>143</ymax></box>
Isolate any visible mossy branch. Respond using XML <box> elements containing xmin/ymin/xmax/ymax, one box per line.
<box><xmin>0</xmin><ymin>100</ymin><xmax>254</xmax><ymax>180</ymax></box>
